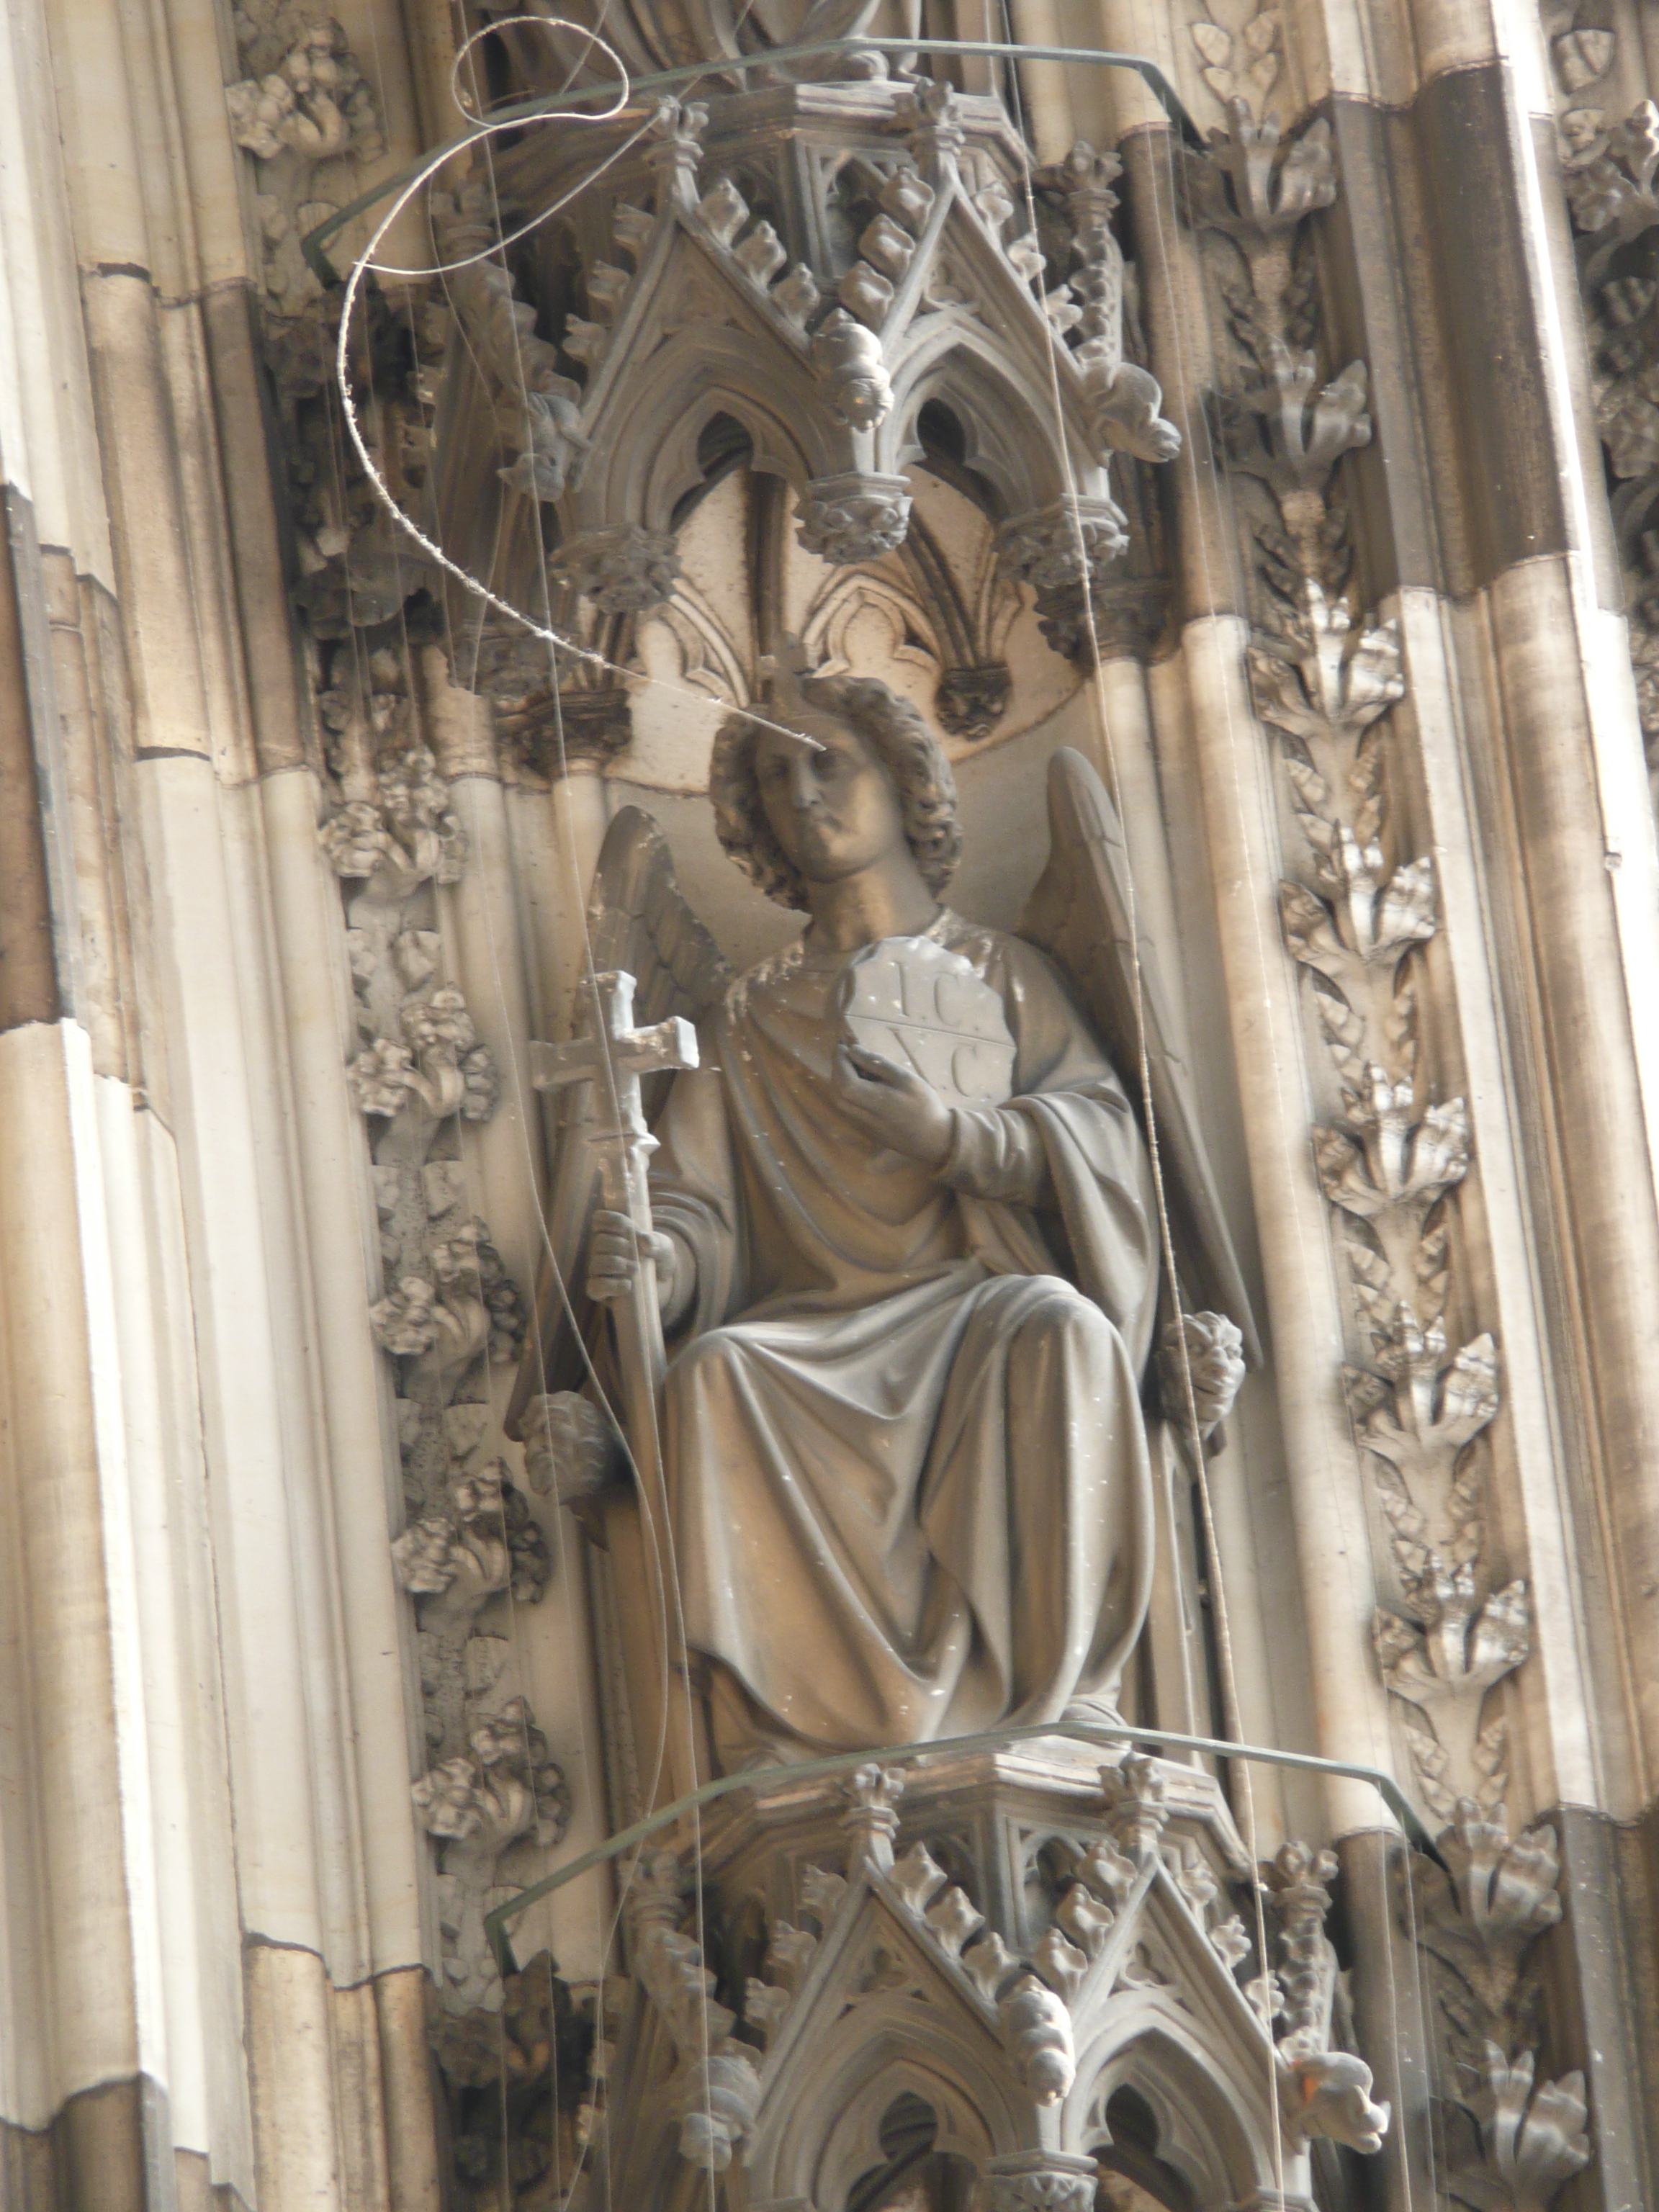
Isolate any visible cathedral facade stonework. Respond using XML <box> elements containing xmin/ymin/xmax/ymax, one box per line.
<box><xmin>0</xmin><ymin>0</ymin><xmax>1652</xmax><ymax>2208</ymax></box>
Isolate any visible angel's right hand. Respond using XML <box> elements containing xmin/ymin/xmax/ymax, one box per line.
<box><xmin>586</xmin><ymin>1209</ymin><xmax>680</xmax><ymax>1307</ymax></box>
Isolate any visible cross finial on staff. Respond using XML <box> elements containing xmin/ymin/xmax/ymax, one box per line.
<box><xmin>529</xmin><ymin>969</ymin><xmax>698</xmax><ymax>1148</ymax></box>
<box><xmin>755</xmin><ymin>634</ymin><xmax>825</xmax><ymax>754</ymax></box>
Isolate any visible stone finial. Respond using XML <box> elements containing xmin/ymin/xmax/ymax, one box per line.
<box><xmin>1100</xmin><ymin>1752</ymin><xmax>1170</xmax><ymax>1866</ymax></box>
<box><xmin>841</xmin><ymin>1761</ymin><xmax>904</xmax><ymax>1875</ymax></box>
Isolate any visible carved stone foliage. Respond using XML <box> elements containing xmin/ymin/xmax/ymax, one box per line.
<box><xmin>1188</xmin><ymin>101</ymin><xmax>1367</xmax><ymax>589</ymax></box>
<box><xmin>318</xmin><ymin>649</ymin><xmax>564</xmax><ymax>2016</ymax></box>
<box><xmin>1249</xmin><ymin>581</ymin><xmax>1526</xmax><ymax>1818</ymax></box>
<box><xmin>1412</xmin><ymin>1802</ymin><xmax>1591</xmax><ymax>2211</ymax></box>
<box><xmin>226</xmin><ymin>4</ymin><xmax>383</xmax><ymax>320</ymax></box>
<box><xmin>1192</xmin><ymin>98</ymin><xmax>1589</xmax><ymax>2212</ymax></box>
<box><xmin>428</xmin><ymin>1949</ymin><xmax>603</xmax><ymax>2210</ymax></box>
<box><xmin>1561</xmin><ymin>100</ymin><xmax>1659</xmax><ymax>788</ymax></box>
<box><xmin>1188</xmin><ymin>0</ymin><xmax>1285</xmax><ymax>123</ymax></box>
<box><xmin>1190</xmin><ymin>102</ymin><xmax>1519</xmax><ymax>1826</ymax></box>
<box><xmin>222</xmin><ymin>8</ymin><xmax>448</xmax><ymax>658</ymax></box>
<box><xmin>584</xmin><ymin>1755</ymin><xmax>1388</xmax><ymax>2208</ymax></box>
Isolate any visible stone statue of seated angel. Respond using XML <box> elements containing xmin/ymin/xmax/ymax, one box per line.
<box><xmin>509</xmin><ymin>660</ymin><xmax>1258</xmax><ymax>1776</ymax></box>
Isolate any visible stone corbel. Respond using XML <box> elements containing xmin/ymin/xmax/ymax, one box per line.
<box><xmin>997</xmin><ymin>495</ymin><xmax>1132</xmax><ymax>661</ymax></box>
<box><xmin>551</xmin><ymin>524</ymin><xmax>681</xmax><ymax>616</ymax></box>
<box><xmin>934</xmin><ymin>662</ymin><xmax>1012</xmax><ymax>740</ymax></box>
<box><xmin>495</xmin><ymin>685</ymin><xmax>636</xmax><ymax>777</ymax></box>
<box><xmin>981</xmin><ymin>2152</ymin><xmax>1099</xmax><ymax>2212</ymax></box>
<box><xmin>796</xmin><ymin>472</ymin><xmax>913</xmax><ymax>563</ymax></box>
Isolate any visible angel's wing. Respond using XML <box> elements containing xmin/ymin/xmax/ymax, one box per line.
<box><xmin>1020</xmin><ymin>747</ymin><xmax>1263</xmax><ymax>1367</ymax></box>
<box><xmin>505</xmin><ymin>807</ymin><xmax>733</xmax><ymax>1437</ymax></box>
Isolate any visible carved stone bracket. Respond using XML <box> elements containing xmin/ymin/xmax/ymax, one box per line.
<box><xmin>997</xmin><ymin>495</ymin><xmax>1133</xmax><ymax>661</ymax></box>
<box><xmin>796</xmin><ymin>472</ymin><xmax>913</xmax><ymax>563</ymax></box>
<box><xmin>551</xmin><ymin>525</ymin><xmax>681</xmax><ymax>615</ymax></box>
<box><xmin>982</xmin><ymin>2152</ymin><xmax>1099</xmax><ymax>2212</ymax></box>
<box><xmin>495</xmin><ymin>685</ymin><xmax>636</xmax><ymax>777</ymax></box>
<box><xmin>935</xmin><ymin>662</ymin><xmax>1012</xmax><ymax>739</ymax></box>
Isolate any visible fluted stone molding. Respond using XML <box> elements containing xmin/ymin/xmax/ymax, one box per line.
<box><xmin>0</xmin><ymin>0</ymin><xmax>451</xmax><ymax>2198</ymax></box>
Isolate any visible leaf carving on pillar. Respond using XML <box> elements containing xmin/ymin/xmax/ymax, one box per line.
<box><xmin>1560</xmin><ymin>99</ymin><xmax>1659</xmax><ymax>804</ymax></box>
<box><xmin>225</xmin><ymin>7</ymin><xmax>385</xmax><ymax>321</ymax></box>
<box><xmin>1192</xmin><ymin>89</ymin><xmax>1596</xmax><ymax>2208</ymax></box>
<box><xmin>1188</xmin><ymin>2</ymin><xmax>1284</xmax><ymax>122</ymax></box>
<box><xmin>1410</xmin><ymin>1802</ymin><xmax>1592</xmax><ymax>2208</ymax></box>
<box><xmin>313</xmin><ymin>644</ymin><xmax>562</xmax><ymax>2022</ymax></box>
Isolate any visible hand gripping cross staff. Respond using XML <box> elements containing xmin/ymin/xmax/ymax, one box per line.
<box><xmin>529</xmin><ymin>968</ymin><xmax>701</xmax><ymax>1799</ymax></box>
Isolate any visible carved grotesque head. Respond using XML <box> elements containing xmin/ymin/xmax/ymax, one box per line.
<box><xmin>710</xmin><ymin>673</ymin><xmax>961</xmax><ymax>911</ymax></box>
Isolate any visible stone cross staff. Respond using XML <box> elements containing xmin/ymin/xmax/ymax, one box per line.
<box><xmin>529</xmin><ymin>966</ymin><xmax>698</xmax><ymax>1406</ymax></box>
<box><xmin>529</xmin><ymin>969</ymin><xmax>698</xmax><ymax>1760</ymax></box>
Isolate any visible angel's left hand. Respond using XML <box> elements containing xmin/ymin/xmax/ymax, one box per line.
<box><xmin>832</xmin><ymin>1041</ymin><xmax>955</xmax><ymax>1168</ymax></box>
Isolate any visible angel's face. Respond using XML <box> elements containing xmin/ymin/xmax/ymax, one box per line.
<box><xmin>753</xmin><ymin>708</ymin><xmax>908</xmax><ymax>886</ymax></box>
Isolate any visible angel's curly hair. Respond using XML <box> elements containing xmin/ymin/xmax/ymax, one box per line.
<box><xmin>709</xmin><ymin>674</ymin><xmax>962</xmax><ymax>912</ymax></box>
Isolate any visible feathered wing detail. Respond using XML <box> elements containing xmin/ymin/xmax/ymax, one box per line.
<box><xmin>1020</xmin><ymin>747</ymin><xmax>1263</xmax><ymax>1367</ymax></box>
<box><xmin>506</xmin><ymin>808</ymin><xmax>733</xmax><ymax>1435</ymax></box>
<box><xmin>585</xmin><ymin>804</ymin><xmax>734</xmax><ymax>1051</ymax></box>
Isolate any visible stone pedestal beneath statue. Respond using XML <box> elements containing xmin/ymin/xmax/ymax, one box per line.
<box><xmin>575</xmin><ymin>1749</ymin><xmax>1379</xmax><ymax>2212</ymax></box>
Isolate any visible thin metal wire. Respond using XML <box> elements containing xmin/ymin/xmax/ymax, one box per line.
<box><xmin>436</xmin><ymin>29</ymin><xmax>755</xmax><ymax>2204</ymax></box>
<box><xmin>300</xmin><ymin>31</ymin><xmax>1205</xmax><ymax>282</ymax></box>
<box><xmin>486</xmin><ymin>1714</ymin><xmax>1439</xmax><ymax>1956</ymax></box>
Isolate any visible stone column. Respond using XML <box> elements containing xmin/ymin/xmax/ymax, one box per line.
<box><xmin>35</xmin><ymin>0</ymin><xmax>451</xmax><ymax>2198</ymax></box>
<box><xmin>502</xmin><ymin>691</ymin><xmax>625</xmax><ymax>1048</ymax></box>
<box><xmin>424</xmin><ymin>648</ymin><xmax>614</xmax><ymax>1979</ymax></box>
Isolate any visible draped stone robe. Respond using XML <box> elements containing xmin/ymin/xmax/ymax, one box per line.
<box><xmin>649</xmin><ymin>909</ymin><xmax>1160</xmax><ymax>1766</ymax></box>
